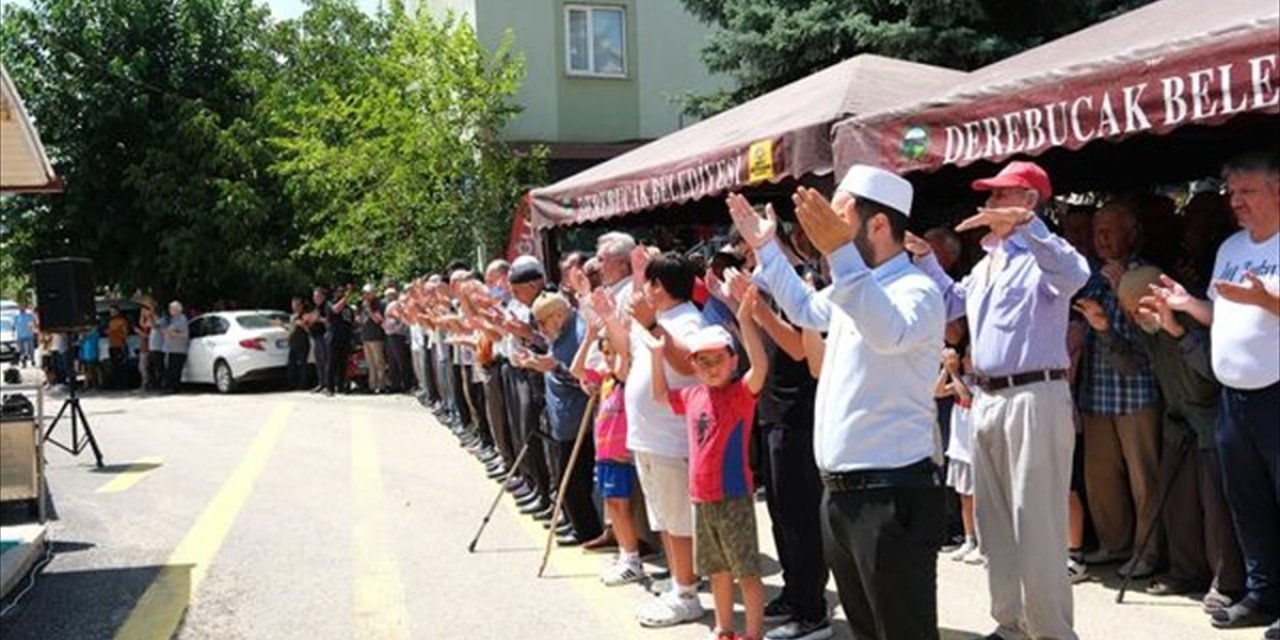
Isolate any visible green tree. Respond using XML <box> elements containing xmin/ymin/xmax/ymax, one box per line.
<box><xmin>268</xmin><ymin>4</ymin><xmax>542</xmax><ymax>281</ymax></box>
<box><xmin>679</xmin><ymin>0</ymin><xmax>1155</xmax><ymax>116</ymax></box>
<box><xmin>0</xmin><ymin>0</ymin><xmax>302</xmax><ymax>305</ymax></box>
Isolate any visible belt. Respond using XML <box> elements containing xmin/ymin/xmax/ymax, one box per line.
<box><xmin>976</xmin><ymin>368</ymin><xmax>1068</xmax><ymax>393</ymax></box>
<box><xmin>821</xmin><ymin>459</ymin><xmax>939</xmax><ymax>493</ymax></box>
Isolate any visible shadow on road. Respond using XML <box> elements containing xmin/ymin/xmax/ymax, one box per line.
<box><xmin>88</xmin><ymin>461</ymin><xmax>163</xmax><ymax>475</ymax></box>
<box><xmin>0</xmin><ymin>563</ymin><xmax>192</xmax><ymax>640</ymax></box>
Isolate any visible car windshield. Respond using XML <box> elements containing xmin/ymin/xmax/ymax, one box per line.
<box><xmin>0</xmin><ymin>318</ymin><xmax>12</xmax><ymax>331</ymax></box>
<box><xmin>235</xmin><ymin>313</ymin><xmax>289</xmax><ymax>330</ymax></box>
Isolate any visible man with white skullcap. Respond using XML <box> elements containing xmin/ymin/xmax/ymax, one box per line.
<box><xmin>728</xmin><ymin>165</ymin><xmax>947</xmax><ymax>640</ymax></box>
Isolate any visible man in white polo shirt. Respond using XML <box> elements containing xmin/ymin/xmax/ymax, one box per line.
<box><xmin>1152</xmin><ymin>150</ymin><xmax>1280</xmax><ymax>635</ymax></box>
<box><xmin>599</xmin><ymin>250</ymin><xmax>706</xmax><ymax>628</ymax></box>
<box><xmin>729</xmin><ymin>164</ymin><xmax>947</xmax><ymax>639</ymax></box>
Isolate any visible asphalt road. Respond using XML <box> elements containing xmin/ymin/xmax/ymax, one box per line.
<box><xmin>0</xmin><ymin>374</ymin><xmax>1253</xmax><ymax>640</ymax></box>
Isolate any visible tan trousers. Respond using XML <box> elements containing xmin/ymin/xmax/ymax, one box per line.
<box><xmin>1082</xmin><ymin>405</ymin><xmax>1163</xmax><ymax>564</ymax></box>
<box><xmin>973</xmin><ymin>380</ymin><xmax>1077</xmax><ymax>640</ymax></box>
<box><xmin>363</xmin><ymin>340</ymin><xmax>387</xmax><ymax>391</ymax></box>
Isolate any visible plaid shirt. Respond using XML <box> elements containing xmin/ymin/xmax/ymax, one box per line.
<box><xmin>1078</xmin><ymin>264</ymin><xmax>1161</xmax><ymax>415</ymax></box>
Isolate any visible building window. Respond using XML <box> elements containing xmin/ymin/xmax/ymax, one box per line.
<box><xmin>565</xmin><ymin>5</ymin><xmax>626</xmax><ymax>77</ymax></box>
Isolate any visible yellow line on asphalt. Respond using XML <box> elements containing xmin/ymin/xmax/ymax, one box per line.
<box><xmin>95</xmin><ymin>457</ymin><xmax>163</xmax><ymax>493</ymax></box>
<box><xmin>352</xmin><ymin>408</ymin><xmax>412</xmax><ymax>640</ymax></box>
<box><xmin>114</xmin><ymin>402</ymin><xmax>295</xmax><ymax>640</ymax></box>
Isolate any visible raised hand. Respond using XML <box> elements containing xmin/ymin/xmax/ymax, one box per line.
<box><xmin>630</xmin><ymin>245</ymin><xmax>656</xmax><ymax>288</ymax></box>
<box><xmin>1214</xmin><ymin>271</ymin><xmax>1276</xmax><ymax>309</ymax></box>
<box><xmin>567</xmin><ymin>266</ymin><xmax>592</xmax><ymax>301</ymax></box>
<box><xmin>704</xmin><ymin>267</ymin><xmax>731</xmax><ymax>304</ymax></box>
<box><xmin>589</xmin><ymin>287</ymin><xmax>618</xmax><ymax>323</ymax></box>
<box><xmin>955</xmin><ymin>206</ymin><xmax>1035</xmax><ymax>233</ymax></box>
<box><xmin>1071</xmin><ymin>298</ymin><xmax>1110</xmax><ymax>332</ymax></box>
<box><xmin>630</xmin><ymin>291</ymin><xmax>657</xmax><ymax>330</ymax></box>
<box><xmin>736</xmin><ymin>284</ymin><xmax>760</xmax><ymax>320</ymax></box>
<box><xmin>1100</xmin><ymin>262</ymin><xmax>1126</xmax><ymax>291</ymax></box>
<box><xmin>724</xmin><ymin>266</ymin><xmax>752</xmax><ymax>304</ymax></box>
<box><xmin>726</xmin><ymin>192</ymin><xmax>777</xmax><ymax>250</ymax></box>
<box><xmin>1149</xmin><ymin>275</ymin><xmax>1195</xmax><ymax>312</ymax></box>
<box><xmin>904</xmin><ymin>231</ymin><xmax>932</xmax><ymax>259</ymax></box>
<box><xmin>1136</xmin><ymin>294</ymin><xmax>1181</xmax><ymax>336</ymax></box>
<box><xmin>792</xmin><ymin>187</ymin><xmax>853</xmax><ymax>256</ymax></box>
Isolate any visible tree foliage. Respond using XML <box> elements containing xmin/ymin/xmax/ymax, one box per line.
<box><xmin>0</xmin><ymin>0</ymin><xmax>538</xmax><ymax>305</ymax></box>
<box><xmin>679</xmin><ymin>0</ymin><xmax>1156</xmax><ymax>116</ymax></box>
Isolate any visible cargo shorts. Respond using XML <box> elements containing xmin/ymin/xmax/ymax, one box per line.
<box><xmin>694</xmin><ymin>496</ymin><xmax>761</xmax><ymax>578</ymax></box>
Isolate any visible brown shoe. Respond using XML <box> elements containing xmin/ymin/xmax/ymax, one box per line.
<box><xmin>582</xmin><ymin>526</ymin><xmax>617</xmax><ymax>553</ymax></box>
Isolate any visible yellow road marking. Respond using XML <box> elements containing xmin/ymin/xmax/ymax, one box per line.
<box><xmin>95</xmin><ymin>457</ymin><xmax>163</xmax><ymax>493</ymax></box>
<box><xmin>114</xmin><ymin>402</ymin><xmax>295</xmax><ymax>640</ymax></box>
<box><xmin>352</xmin><ymin>408</ymin><xmax>412</xmax><ymax>640</ymax></box>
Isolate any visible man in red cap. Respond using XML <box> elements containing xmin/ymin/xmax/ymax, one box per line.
<box><xmin>906</xmin><ymin>160</ymin><xmax>1091</xmax><ymax>640</ymax></box>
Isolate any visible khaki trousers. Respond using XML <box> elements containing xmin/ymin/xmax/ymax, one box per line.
<box><xmin>1082</xmin><ymin>405</ymin><xmax>1163</xmax><ymax>564</ymax></box>
<box><xmin>973</xmin><ymin>380</ymin><xmax>1077</xmax><ymax>640</ymax></box>
<box><xmin>363</xmin><ymin>340</ymin><xmax>387</xmax><ymax>391</ymax></box>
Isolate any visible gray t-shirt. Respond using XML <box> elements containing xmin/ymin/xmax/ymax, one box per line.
<box><xmin>165</xmin><ymin>315</ymin><xmax>190</xmax><ymax>354</ymax></box>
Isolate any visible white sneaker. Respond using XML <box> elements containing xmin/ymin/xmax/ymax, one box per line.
<box><xmin>950</xmin><ymin>538</ymin><xmax>978</xmax><ymax>562</ymax></box>
<box><xmin>637</xmin><ymin>590</ymin><xmax>704</xmax><ymax>627</ymax></box>
<box><xmin>962</xmin><ymin>546</ymin><xmax>986</xmax><ymax>566</ymax></box>
<box><xmin>601</xmin><ymin>558</ymin><xmax>644</xmax><ymax>586</ymax></box>
<box><xmin>1067</xmin><ymin>558</ymin><xmax>1089</xmax><ymax>584</ymax></box>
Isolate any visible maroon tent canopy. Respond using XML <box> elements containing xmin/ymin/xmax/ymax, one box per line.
<box><xmin>530</xmin><ymin>55</ymin><xmax>964</xmax><ymax>229</ymax></box>
<box><xmin>832</xmin><ymin>0</ymin><xmax>1280</xmax><ymax>178</ymax></box>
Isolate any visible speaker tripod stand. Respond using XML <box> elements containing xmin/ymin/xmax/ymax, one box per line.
<box><xmin>43</xmin><ymin>340</ymin><xmax>105</xmax><ymax>468</ymax></box>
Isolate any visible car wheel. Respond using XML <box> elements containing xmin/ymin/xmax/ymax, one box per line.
<box><xmin>214</xmin><ymin>360</ymin><xmax>237</xmax><ymax>394</ymax></box>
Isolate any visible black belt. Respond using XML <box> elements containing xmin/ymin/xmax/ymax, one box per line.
<box><xmin>822</xmin><ymin>459</ymin><xmax>939</xmax><ymax>493</ymax></box>
<box><xmin>976</xmin><ymin>368</ymin><xmax>1068</xmax><ymax>393</ymax></box>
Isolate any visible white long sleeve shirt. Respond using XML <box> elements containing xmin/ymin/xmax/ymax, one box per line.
<box><xmin>756</xmin><ymin>240</ymin><xmax>945</xmax><ymax>472</ymax></box>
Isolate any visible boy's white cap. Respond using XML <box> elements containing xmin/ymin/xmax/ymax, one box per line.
<box><xmin>687</xmin><ymin>325</ymin><xmax>735</xmax><ymax>356</ymax></box>
<box><xmin>836</xmin><ymin>164</ymin><xmax>914</xmax><ymax>217</ymax></box>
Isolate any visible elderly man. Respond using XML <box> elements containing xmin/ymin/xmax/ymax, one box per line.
<box><xmin>596</xmin><ymin>231</ymin><xmax>637</xmax><ymax>307</ymax></box>
<box><xmin>505</xmin><ymin>256</ymin><xmax>556</xmax><ymax>519</ymax></box>
<box><xmin>1076</xmin><ymin>200</ymin><xmax>1165</xmax><ymax>579</ymax></box>
<box><xmin>163</xmin><ymin>301</ymin><xmax>191</xmax><ymax>393</ymax></box>
<box><xmin>1075</xmin><ymin>268</ymin><xmax>1244</xmax><ymax>609</ymax></box>
<box><xmin>519</xmin><ymin>292</ymin><xmax>603</xmax><ymax>546</ymax></box>
<box><xmin>730</xmin><ymin>164</ymin><xmax>947</xmax><ymax>640</ymax></box>
<box><xmin>1152</xmin><ymin>151</ymin><xmax>1280</xmax><ymax>635</ymax></box>
<box><xmin>907</xmin><ymin>161</ymin><xmax>1090</xmax><ymax>640</ymax></box>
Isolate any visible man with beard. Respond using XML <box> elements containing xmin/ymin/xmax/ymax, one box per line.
<box><xmin>729</xmin><ymin>164</ymin><xmax>946</xmax><ymax>640</ymax></box>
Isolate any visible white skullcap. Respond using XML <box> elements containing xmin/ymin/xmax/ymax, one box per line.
<box><xmin>836</xmin><ymin>164</ymin><xmax>913</xmax><ymax>218</ymax></box>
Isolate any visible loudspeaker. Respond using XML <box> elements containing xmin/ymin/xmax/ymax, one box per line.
<box><xmin>32</xmin><ymin>257</ymin><xmax>96</xmax><ymax>332</ymax></box>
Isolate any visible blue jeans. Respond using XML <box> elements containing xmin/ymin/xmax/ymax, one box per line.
<box><xmin>17</xmin><ymin>337</ymin><xmax>36</xmax><ymax>366</ymax></box>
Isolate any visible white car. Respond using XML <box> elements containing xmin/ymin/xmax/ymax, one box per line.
<box><xmin>181</xmin><ymin>310</ymin><xmax>294</xmax><ymax>393</ymax></box>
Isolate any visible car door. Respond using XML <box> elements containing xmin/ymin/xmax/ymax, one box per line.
<box><xmin>184</xmin><ymin>317</ymin><xmax>210</xmax><ymax>383</ymax></box>
<box><xmin>202</xmin><ymin>316</ymin><xmax>233</xmax><ymax>376</ymax></box>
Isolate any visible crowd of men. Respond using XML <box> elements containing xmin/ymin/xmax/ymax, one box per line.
<box><xmin>388</xmin><ymin>151</ymin><xmax>1278</xmax><ymax>640</ymax></box>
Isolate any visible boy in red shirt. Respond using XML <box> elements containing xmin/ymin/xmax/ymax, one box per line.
<box><xmin>650</xmin><ymin>287</ymin><xmax>769</xmax><ymax>640</ymax></box>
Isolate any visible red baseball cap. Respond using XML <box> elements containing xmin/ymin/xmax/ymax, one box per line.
<box><xmin>972</xmin><ymin>161</ymin><xmax>1052</xmax><ymax>203</ymax></box>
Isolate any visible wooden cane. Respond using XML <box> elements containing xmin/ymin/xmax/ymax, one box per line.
<box><xmin>537</xmin><ymin>391</ymin><xmax>599</xmax><ymax>577</ymax></box>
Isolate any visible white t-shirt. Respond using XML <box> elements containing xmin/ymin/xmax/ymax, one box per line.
<box><xmin>945</xmin><ymin>384</ymin><xmax>976</xmax><ymax>464</ymax></box>
<box><xmin>624</xmin><ymin>301</ymin><xmax>704</xmax><ymax>457</ymax></box>
<box><xmin>1208</xmin><ymin>229</ymin><xmax>1280</xmax><ymax>390</ymax></box>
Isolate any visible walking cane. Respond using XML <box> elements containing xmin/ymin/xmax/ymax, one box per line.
<box><xmin>468</xmin><ymin>427</ymin><xmax>540</xmax><ymax>553</ymax></box>
<box><xmin>1116</xmin><ymin>424</ymin><xmax>1196</xmax><ymax>604</ymax></box>
<box><xmin>537</xmin><ymin>392</ymin><xmax>599</xmax><ymax>577</ymax></box>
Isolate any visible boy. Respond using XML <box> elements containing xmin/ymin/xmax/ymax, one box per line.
<box><xmin>650</xmin><ymin>286</ymin><xmax>769</xmax><ymax>640</ymax></box>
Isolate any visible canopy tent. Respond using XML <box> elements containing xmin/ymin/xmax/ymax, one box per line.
<box><xmin>529</xmin><ymin>55</ymin><xmax>964</xmax><ymax>230</ymax></box>
<box><xmin>831</xmin><ymin>0</ymin><xmax>1280</xmax><ymax>183</ymax></box>
<box><xmin>1</xmin><ymin>66</ymin><xmax>61</xmax><ymax>194</ymax></box>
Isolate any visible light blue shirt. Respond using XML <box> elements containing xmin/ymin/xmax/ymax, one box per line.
<box><xmin>14</xmin><ymin>311</ymin><xmax>35</xmax><ymax>339</ymax></box>
<box><xmin>757</xmin><ymin>240</ymin><xmax>946</xmax><ymax>472</ymax></box>
<box><xmin>918</xmin><ymin>217</ymin><xmax>1090</xmax><ymax>379</ymax></box>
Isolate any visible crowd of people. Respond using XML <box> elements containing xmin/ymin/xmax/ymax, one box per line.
<box><xmin>386</xmin><ymin>150</ymin><xmax>1277</xmax><ymax>640</ymax></box>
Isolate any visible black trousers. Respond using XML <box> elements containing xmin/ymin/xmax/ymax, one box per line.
<box><xmin>311</xmin><ymin>336</ymin><xmax>329</xmax><ymax>391</ymax></box>
<box><xmin>451</xmin><ymin>363</ymin><xmax>472</xmax><ymax>429</ymax></box>
<box><xmin>514</xmin><ymin>370</ymin><xmax>551</xmax><ymax>501</ymax></box>
<box><xmin>483</xmin><ymin>361</ymin><xmax>515</xmax><ymax>468</ymax></box>
<box><xmin>326</xmin><ymin>335</ymin><xmax>350</xmax><ymax>393</ymax></box>
<box><xmin>551</xmin><ymin>436</ymin><xmax>603</xmax><ymax>540</ymax></box>
<box><xmin>387</xmin><ymin>334</ymin><xmax>409</xmax><ymax>391</ymax></box>
<box><xmin>465</xmin><ymin>368</ymin><xmax>492</xmax><ymax>448</ymax></box>
<box><xmin>165</xmin><ymin>352</ymin><xmax>187</xmax><ymax>391</ymax></box>
<box><xmin>761</xmin><ymin>424</ymin><xmax>829</xmax><ymax>621</ymax></box>
<box><xmin>108</xmin><ymin>346</ymin><xmax>127</xmax><ymax>389</ymax></box>
<box><xmin>1217</xmin><ymin>382</ymin><xmax>1280</xmax><ymax>613</ymax></box>
<box><xmin>423</xmin><ymin>346</ymin><xmax>441</xmax><ymax>403</ymax></box>
<box><xmin>287</xmin><ymin>342</ymin><xmax>310</xmax><ymax>390</ymax></box>
<box><xmin>148</xmin><ymin>350</ymin><xmax>166</xmax><ymax>390</ymax></box>
<box><xmin>822</xmin><ymin>482</ymin><xmax>946</xmax><ymax>640</ymax></box>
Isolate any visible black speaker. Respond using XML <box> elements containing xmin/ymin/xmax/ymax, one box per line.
<box><xmin>32</xmin><ymin>257</ymin><xmax>96</xmax><ymax>332</ymax></box>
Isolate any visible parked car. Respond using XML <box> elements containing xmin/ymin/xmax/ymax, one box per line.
<box><xmin>181</xmin><ymin>310</ymin><xmax>293</xmax><ymax>393</ymax></box>
<box><xmin>0</xmin><ymin>314</ymin><xmax>18</xmax><ymax>364</ymax></box>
